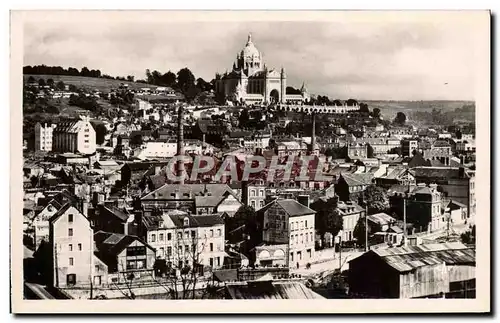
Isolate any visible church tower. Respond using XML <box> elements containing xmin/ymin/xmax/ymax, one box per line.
<box><xmin>280</xmin><ymin>67</ymin><xmax>287</xmax><ymax>104</ymax></box>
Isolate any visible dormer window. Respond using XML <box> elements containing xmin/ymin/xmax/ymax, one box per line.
<box><xmin>183</xmin><ymin>217</ymin><xmax>189</xmax><ymax>227</ymax></box>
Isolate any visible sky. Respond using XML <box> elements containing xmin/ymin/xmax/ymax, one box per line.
<box><xmin>23</xmin><ymin>12</ymin><xmax>483</xmax><ymax>100</ymax></box>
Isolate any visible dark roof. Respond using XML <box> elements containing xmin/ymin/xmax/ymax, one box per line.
<box><xmin>259</xmin><ymin>199</ymin><xmax>316</xmax><ymax>217</ymax></box>
<box><xmin>448</xmin><ymin>200</ymin><xmax>467</xmax><ymax>210</ymax></box>
<box><xmin>432</xmin><ymin>139</ymin><xmax>451</xmax><ymax>147</ymax></box>
<box><xmin>168</xmin><ymin>213</ymin><xmax>224</xmax><ymax>228</ymax></box>
<box><xmin>340</xmin><ymin>173</ymin><xmax>373</xmax><ymax>186</ymax></box>
<box><xmin>213</xmin><ymin>269</ymin><xmax>238</xmax><ymax>282</ymax></box>
<box><xmin>49</xmin><ymin>203</ymin><xmax>85</xmax><ymax>224</ymax></box>
<box><xmin>94</xmin><ymin>230</ymin><xmax>154</xmax><ymax>256</ymax></box>
<box><xmin>412</xmin><ymin>167</ymin><xmax>470</xmax><ymax>179</ymax></box>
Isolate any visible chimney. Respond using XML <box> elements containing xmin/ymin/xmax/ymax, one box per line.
<box><xmin>297</xmin><ymin>195</ymin><xmax>310</xmax><ymax>208</ymax></box>
<box><xmin>177</xmin><ymin>106</ymin><xmax>185</xmax><ymax>184</ymax></box>
<box><xmin>241</xmin><ymin>181</ymin><xmax>249</xmax><ymax>206</ymax></box>
<box><xmin>310</xmin><ymin>113</ymin><xmax>316</xmax><ymax>153</ymax></box>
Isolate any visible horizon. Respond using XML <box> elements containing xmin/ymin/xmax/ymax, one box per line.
<box><xmin>23</xmin><ymin>12</ymin><xmax>480</xmax><ymax>101</ymax></box>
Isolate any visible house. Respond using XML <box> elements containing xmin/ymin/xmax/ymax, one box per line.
<box><xmin>256</xmin><ymin>199</ymin><xmax>316</xmax><ymax>267</ymax></box>
<box><xmin>48</xmin><ymin>204</ymin><xmax>102</xmax><ymax>288</ymax></box>
<box><xmin>34</xmin><ymin>123</ymin><xmax>56</xmax><ymax>152</ymax></box>
<box><xmin>412</xmin><ymin>166</ymin><xmax>475</xmax><ymax>217</ymax></box>
<box><xmin>242</xmin><ymin>180</ymin><xmax>267</xmax><ymax>210</ymax></box>
<box><xmin>348</xmin><ymin>243</ymin><xmax>475</xmax><ymax>299</ymax></box>
<box><xmin>336</xmin><ymin>200</ymin><xmax>365</xmax><ymax>242</ymax></box>
<box><xmin>406</xmin><ymin>184</ymin><xmax>444</xmax><ymax>233</ymax></box>
<box><xmin>89</xmin><ymin>204</ymin><xmax>132</xmax><ymax>235</ymax></box>
<box><xmin>367</xmin><ymin>212</ymin><xmax>397</xmax><ymax>233</ymax></box>
<box><xmin>142</xmin><ymin>211</ymin><xmax>226</xmax><ymax>271</ymax></box>
<box><xmin>423</xmin><ymin>140</ymin><xmax>453</xmax><ymax>166</ymax></box>
<box><xmin>447</xmin><ymin>200</ymin><xmax>469</xmax><ymax>226</ymax></box>
<box><xmin>32</xmin><ymin>199</ymin><xmax>63</xmax><ymax>249</ymax></box>
<box><xmin>335</xmin><ymin>173</ymin><xmax>373</xmax><ymax>202</ymax></box>
<box><xmin>120</xmin><ymin>161</ymin><xmax>170</xmax><ymax>187</ymax></box>
<box><xmin>93</xmin><ymin>231</ymin><xmax>156</xmax><ymax>285</ymax></box>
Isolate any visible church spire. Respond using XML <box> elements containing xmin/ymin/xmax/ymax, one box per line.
<box><xmin>247</xmin><ymin>33</ymin><xmax>252</xmax><ymax>43</ymax></box>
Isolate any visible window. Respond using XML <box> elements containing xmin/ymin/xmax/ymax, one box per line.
<box><xmin>167</xmin><ymin>233</ymin><xmax>172</xmax><ymax>241</ymax></box>
<box><xmin>192</xmin><ymin>245</ymin><xmax>196</xmax><ymax>253</ymax></box>
<box><xmin>301</xmin><ymin>234</ymin><xmax>304</xmax><ymax>244</ymax></box>
<box><xmin>259</xmin><ymin>190</ymin><xmax>264</xmax><ymax>196</ymax></box>
<box><xmin>68</xmin><ymin>214</ymin><xmax>73</xmax><ymax>222</ymax></box>
<box><xmin>84</xmin><ymin>134</ymin><xmax>89</xmax><ymax>138</ymax></box>
<box><xmin>177</xmin><ymin>232</ymin><xmax>182</xmax><ymax>239</ymax></box>
<box><xmin>159</xmin><ymin>247</ymin><xmax>164</xmax><ymax>256</ymax></box>
<box><xmin>159</xmin><ymin>233</ymin><xmax>164</xmax><ymax>241</ymax></box>
<box><xmin>69</xmin><ymin>244</ymin><xmax>73</xmax><ymax>251</ymax></box>
<box><xmin>167</xmin><ymin>247</ymin><xmax>172</xmax><ymax>257</ymax></box>
<box><xmin>291</xmin><ymin>222</ymin><xmax>294</xmax><ymax>231</ymax></box>
<box><xmin>69</xmin><ymin>257</ymin><xmax>74</xmax><ymax>266</ymax></box>
<box><xmin>78</xmin><ymin>243</ymin><xmax>82</xmax><ymax>251</ymax></box>
<box><xmin>95</xmin><ymin>265</ymin><xmax>99</xmax><ymax>272</ymax></box>
<box><xmin>216</xmin><ymin>257</ymin><xmax>220</xmax><ymax>266</ymax></box>
<box><xmin>191</xmin><ymin>230</ymin><xmax>196</xmax><ymax>239</ymax></box>
<box><xmin>251</xmin><ymin>200</ymin><xmax>256</xmax><ymax>208</ymax></box>
<box><xmin>184</xmin><ymin>231</ymin><xmax>189</xmax><ymax>239</ymax></box>
<box><xmin>68</xmin><ymin>228</ymin><xmax>73</xmax><ymax>236</ymax></box>
<box><xmin>210</xmin><ymin>243</ymin><xmax>214</xmax><ymax>252</ymax></box>
<box><xmin>305</xmin><ymin>220</ymin><xmax>308</xmax><ymax>228</ymax></box>
<box><xmin>126</xmin><ymin>246</ymin><xmax>146</xmax><ymax>257</ymax></box>
<box><xmin>151</xmin><ymin>234</ymin><xmax>156</xmax><ymax>242</ymax></box>
<box><xmin>210</xmin><ymin>230</ymin><xmax>214</xmax><ymax>237</ymax></box>
<box><xmin>84</xmin><ymin>140</ymin><xmax>89</xmax><ymax>143</ymax></box>
<box><xmin>259</xmin><ymin>200</ymin><xmax>264</xmax><ymax>207</ymax></box>
<box><xmin>217</xmin><ymin>229</ymin><xmax>221</xmax><ymax>237</ymax></box>
<box><xmin>251</xmin><ymin>190</ymin><xmax>256</xmax><ymax>197</ymax></box>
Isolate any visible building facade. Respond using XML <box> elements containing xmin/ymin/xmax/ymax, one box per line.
<box><xmin>52</xmin><ymin>116</ymin><xmax>97</xmax><ymax>155</ymax></box>
<box><xmin>34</xmin><ymin>123</ymin><xmax>56</xmax><ymax>152</ymax></box>
<box><xmin>215</xmin><ymin>34</ymin><xmax>309</xmax><ymax>105</ymax></box>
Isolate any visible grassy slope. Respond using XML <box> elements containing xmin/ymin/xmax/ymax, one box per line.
<box><xmin>23</xmin><ymin>74</ymin><xmax>157</xmax><ymax>92</ymax></box>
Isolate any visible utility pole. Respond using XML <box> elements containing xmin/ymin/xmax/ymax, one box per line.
<box><xmin>338</xmin><ymin>234</ymin><xmax>342</xmax><ymax>271</ymax></box>
<box><xmin>365</xmin><ymin>205</ymin><xmax>369</xmax><ymax>252</ymax></box>
<box><xmin>403</xmin><ymin>197</ymin><xmax>408</xmax><ymax>247</ymax></box>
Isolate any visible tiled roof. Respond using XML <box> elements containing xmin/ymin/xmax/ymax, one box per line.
<box><xmin>259</xmin><ymin>199</ymin><xmax>316</xmax><ymax>217</ymax></box>
<box><xmin>142</xmin><ymin>183</ymin><xmax>236</xmax><ymax>200</ymax></box>
<box><xmin>367</xmin><ymin>213</ymin><xmax>396</xmax><ymax>226</ymax></box>
<box><xmin>168</xmin><ymin>213</ymin><xmax>224</xmax><ymax>228</ymax></box>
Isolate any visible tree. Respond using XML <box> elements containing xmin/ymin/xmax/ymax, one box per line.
<box><xmin>346</xmin><ymin>98</ymin><xmax>358</xmax><ymax>106</ymax></box>
<box><xmin>27</xmin><ymin>76</ymin><xmax>36</xmax><ymax>84</ymax></box>
<box><xmin>394</xmin><ymin>112</ymin><xmax>407</xmax><ymax>125</ymax></box>
<box><xmin>126</xmin><ymin>75</ymin><xmax>135</xmax><ymax>82</ymax></box>
<box><xmin>46</xmin><ymin>78</ymin><xmax>54</xmax><ymax>87</ymax></box>
<box><xmin>161</xmin><ymin>71</ymin><xmax>177</xmax><ymax>87</ymax></box>
<box><xmin>81</xmin><ymin>66</ymin><xmax>90</xmax><ymax>77</ymax></box>
<box><xmin>38</xmin><ymin>79</ymin><xmax>46</xmax><ymax>87</ymax></box>
<box><xmin>56</xmin><ymin>80</ymin><xmax>65</xmax><ymax>91</ymax></box>
<box><xmin>372</xmin><ymin>107</ymin><xmax>381</xmax><ymax>119</ymax></box>
<box><xmin>359</xmin><ymin>103</ymin><xmax>369</xmax><ymax>113</ymax></box>
<box><xmin>177</xmin><ymin>68</ymin><xmax>196</xmax><ymax>94</ymax></box>
<box><xmin>68</xmin><ymin>84</ymin><xmax>78</xmax><ymax>92</ymax></box>
<box><xmin>311</xmin><ymin>197</ymin><xmax>343</xmax><ymax>241</ymax></box>
<box><xmin>460</xmin><ymin>225</ymin><xmax>475</xmax><ymax>245</ymax></box>
<box><xmin>238</xmin><ymin>109</ymin><xmax>250</xmax><ymax>128</ymax></box>
<box><xmin>353</xmin><ymin>217</ymin><xmax>368</xmax><ymax>246</ymax></box>
<box><xmin>360</xmin><ymin>185</ymin><xmax>389</xmax><ymax>214</ymax></box>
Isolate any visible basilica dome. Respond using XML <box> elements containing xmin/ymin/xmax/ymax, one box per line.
<box><xmin>241</xmin><ymin>33</ymin><xmax>260</xmax><ymax>59</ymax></box>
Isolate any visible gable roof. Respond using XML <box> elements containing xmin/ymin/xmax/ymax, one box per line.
<box><xmin>168</xmin><ymin>213</ymin><xmax>225</xmax><ymax>228</ymax></box>
<box><xmin>412</xmin><ymin>167</ymin><xmax>470</xmax><ymax>179</ymax></box>
<box><xmin>259</xmin><ymin>199</ymin><xmax>316</xmax><ymax>218</ymax></box>
<box><xmin>340</xmin><ymin>173</ymin><xmax>373</xmax><ymax>186</ymax></box>
<box><xmin>49</xmin><ymin>203</ymin><xmax>87</xmax><ymax>224</ymax></box>
<box><xmin>361</xmin><ymin>242</ymin><xmax>475</xmax><ymax>272</ymax></box>
<box><xmin>141</xmin><ymin>183</ymin><xmax>236</xmax><ymax>200</ymax></box>
<box><xmin>367</xmin><ymin>213</ymin><xmax>396</xmax><ymax>226</ymax></box>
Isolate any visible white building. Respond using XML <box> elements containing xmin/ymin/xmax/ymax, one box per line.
<box><xmin>52</xmin><ymin>116</ymin><xmax>97</xmax><ymax>155</ymax></box>
<box><xmin>133</xmin><ymin>140</ymin><xmax>178</xmax><ymax>160</ymax></box>
<box><xmin>49</xmin><ymin>204</ymin><xmax>102</xmax><ymax>288</ymax></box>
<box><xmin>145</xmin><ymin>212</ymin><xmax>226</xmax><ymax>270</ymax></box>
<box><xmin>34</xmin><ymin>123</ymin><xmax>56</xmax><ymax>152</ymax></box>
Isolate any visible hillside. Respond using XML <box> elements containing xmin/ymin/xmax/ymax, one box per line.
<box><xmin>23</xmin><ymin>74</ymin><xmax>158</xmax><ymax>92</ymax></box>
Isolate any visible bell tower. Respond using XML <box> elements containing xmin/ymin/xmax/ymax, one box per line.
<box><xmin>280</xmin><ymin>67</ymin><xmax>287</xmax><ymax>103</ymax></box>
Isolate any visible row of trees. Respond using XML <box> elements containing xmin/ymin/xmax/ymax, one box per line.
<box><xmin>24</xmin><ymin>65</ymin><xmax>138</xmax><ymax>83</ymax></box>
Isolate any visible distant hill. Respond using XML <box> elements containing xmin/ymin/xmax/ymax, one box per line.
<box><xmin>23</xmin><ymin>74</ymin><xmax>158</xmax><ymax>92</ymax></box>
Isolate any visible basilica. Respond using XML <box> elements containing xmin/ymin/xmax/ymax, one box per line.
<box><xmin>214</xmin><ymin>34</ymin><xmax>310</xmax><ymax>106</ymax></box>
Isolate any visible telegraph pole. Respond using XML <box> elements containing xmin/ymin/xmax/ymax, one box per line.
<box><xmin>365</xmin><ymin>204</ymin><xmax>369</xmax><ymax>252</ymax></box>
<box><xmin>403</xmin><ymin>197</ymin><xmax>408</xmax><ymax>246</ymax></box>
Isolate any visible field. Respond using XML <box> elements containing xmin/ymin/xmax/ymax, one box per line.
<box><xmin>23</xmin><ymin>74</ymin><xmax>157</xmax><ymax>92</ymax></box>
<box><xmin>364</xmin><ymin>100</ymin><xmax>475</xmax><ymax>126</ymax></box>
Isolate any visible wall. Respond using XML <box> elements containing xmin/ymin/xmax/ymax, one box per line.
<box><xmin>288</xmin><ymin>214</ymin><xmax>315</xmax><ymax>265</ymax></box>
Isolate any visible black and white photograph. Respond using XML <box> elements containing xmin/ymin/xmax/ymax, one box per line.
<box><xmin>10</xmin><ymin>10</ymin><xmax>491</xmax><ymax>313</ymax></box>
